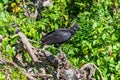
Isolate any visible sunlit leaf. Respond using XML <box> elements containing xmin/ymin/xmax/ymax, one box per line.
<box><xmin>112</xmin><ymin>33</ymin><xmax>117</xmax><ymax>41</ymax></box>
<box><xmin>2</xmin><ymin>0</ymin><xmax>8</xmax><ymax>4</ymax></box>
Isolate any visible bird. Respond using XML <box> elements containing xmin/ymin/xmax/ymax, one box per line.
<box><xmin>41</xmin><ymin>23</ymin><xmax>80</xmax><ymax>53</ymax></box>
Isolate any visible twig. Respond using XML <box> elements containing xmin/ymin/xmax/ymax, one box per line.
<box><xmin>33</xmin><ymin>73</ymin><xmax>52</xmax><ymax>78</ymax></box>
<box><xmin>0</xmin><ymin>55</ymin><xmax>38</xmax><ymax>80</ymax></box>
<box><xmin>4</xmin><ymin>67</ymin><xmax>12</xmax><ymax>80</ymax></box>
<box><xmin>23</xmin><ymin>0</ymin><xmax>51</xmax><ymax>20</ymax></box>
<box><xmin>28</xmin><ymin>39</ymin><xmax>40</xmax><ymax>44</ymax></box>
<box><xmin>24</xmin><ymin>72</ymin><xmax>37</xmax><ymax>80</ymax></box>
<box><xmin>94</xmin><ymin>64</ymin><xmax>104</xmax><ymax>80</ymax></box>
<box><xmin>0</xmin><ymin>55</ymin><xmax>18</xmax><ymax>68</ymax></box>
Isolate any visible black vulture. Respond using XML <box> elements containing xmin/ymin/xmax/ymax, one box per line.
<box><xmin>41</xmin><ymin>23</ymin><xmax>80</xmax><ymax>53</ymax></box>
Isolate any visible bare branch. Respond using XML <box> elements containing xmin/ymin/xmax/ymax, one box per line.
<box><xmin>13</xmin><ymin>24</ymin><xmax>38</xmax><ymax>62</ymax></box>
<box><xmin>94</xmin><ymin>64</ymin><xmax>104</xmax><ymax>80</ymax></box>
<box><xmin>43</xmin><ymin>0</ymin><xmax>51</xmax><ymax>7</ymax></box>
<box><xmin>23</xmin><ymin>0</ymin><xmax>51</xmax><ymax>19</ymax></box>
<box><xmin>0</xmin><ymin>55</ymin><xmax>18</xmax><ymax>68</ymax></box>
<box><xmin>23</xmin><ymin>72</ymin><xmax>37</xmax><ymax>80</ymax></box>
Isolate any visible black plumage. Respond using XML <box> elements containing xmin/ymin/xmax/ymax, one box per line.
<box><xmin>41</xmin><ymin>23</ymin><xmax>80</xmax><ymax>52</ymax></box>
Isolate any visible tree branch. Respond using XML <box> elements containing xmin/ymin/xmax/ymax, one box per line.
<box><xmin>13</xmin><ymin>24</ymin><xmax>38</xmax><ymax>62</ymax></box>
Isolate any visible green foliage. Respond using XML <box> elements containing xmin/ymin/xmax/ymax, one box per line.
<box><xmin>0</xmin><ymin>72</ymin><xmax>5</xmax><ymax>80</ymax></box>
<box><xmin>10</xmin><ymin>68</ymin><xmax>26</xmax><ymax>80</ymax></box>
<box><xmin>0</xmin><ymin>66</ymin><xmax>27</xmax><ymax>80</ymax></box>
<box><xmin>0</xmin><ymin>0</ymin><xmax>120</xmax><ymax>79</ymax></box>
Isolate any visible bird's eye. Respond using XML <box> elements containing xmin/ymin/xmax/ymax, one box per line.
<box><xmin>74</xmin><ymin>26</ymin><xmax>79</xmax><ymax>30</ymax></box>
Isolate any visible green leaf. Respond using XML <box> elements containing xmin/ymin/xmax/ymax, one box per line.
<box><xmin>110</xmin><ymin>74</ymin><xmax>115</xmax><ymax>80</ymax></box>
<box><xmin>68</xmin><ymin>49</ymin><xmax>74</xmax><ymax>55</ymax></box>
<box><xmin>0</xmin><ymin>3</ymin><xmax>3</xmax><ymax>10</ymax></box>
<box><xmin>92</xmin><ymin>22</ymin><xmax>98</xmax><ymax>29</ymax></box>
<box><xmin>2</xmin><ymin>0</ymin><xmax>8</xmax><ymax>4</ymax></box>
<box><xmin>97</xmin><ymin>59</ymin><xmax>101</xmax><ymax>66</ymax></box>
<box><xmin>0</xmin><ymin>72</ymin><xmax>5</xmax><ymax>80</ymax></box>
<box><xmin>112</xmin><ymin>33</ymin><xmax>117</xmax><ymax>41</ymax></box>
<box><xmin>0</xmin><ymin>11</ymin><xmax>7</xmax><ymax>22</ymax></box>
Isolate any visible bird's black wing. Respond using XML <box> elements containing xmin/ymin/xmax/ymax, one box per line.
<box><xmin>42</xmin><ymin>30</ymin><xmax>56</xmax><ymax>38</ymax></box>
<box><xmin>42</xmin><ymin>29</ymin><xmax>72</xmax><ymax>44</ymax></box>
<box><xmin>55</xmin><ymin>29</ymin><xmax>72</xmax><ymax>43</ymax></box>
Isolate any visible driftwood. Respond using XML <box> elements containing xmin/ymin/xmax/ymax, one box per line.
<box><xmin>0</xmin><ymin>25</ymin><xmax>104</xmax><ymax>80</ymax></box>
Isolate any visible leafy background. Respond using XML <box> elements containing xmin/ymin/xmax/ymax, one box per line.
<box><xmin>0</xmin><ymin>0</ymin><xmax>120</xmax><ymax>80</ymax></box>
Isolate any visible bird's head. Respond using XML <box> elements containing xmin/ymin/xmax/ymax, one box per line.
<box><xmin>71</xmin><ymin>23</ymin><xmax>80</xmax><ymax>31</ymax></box>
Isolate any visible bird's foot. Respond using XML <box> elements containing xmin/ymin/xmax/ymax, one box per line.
<box><xmin>59</xmin><ymin>47</ymin><xmax>64</xmax><ymax>54</ymax></box>
<box><xmin>60</xmin><ymin>49</ymin><xmax>64</xmax><ymax>54</ymax></box>
<box><xmin>42</xmin><ymin>45</ymin><xmax>50</xmax><ymax>51</ymax></box>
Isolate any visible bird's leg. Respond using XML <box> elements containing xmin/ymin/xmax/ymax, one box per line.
<box><xmin>59</xmin><ymin>45</ymin><xmax>64</xmax><ymax>53</ymax></box>
<box><xmin>42</xmin><ymin>45</ymin><xmax>50</xmax><ymax>51</ymax></box>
